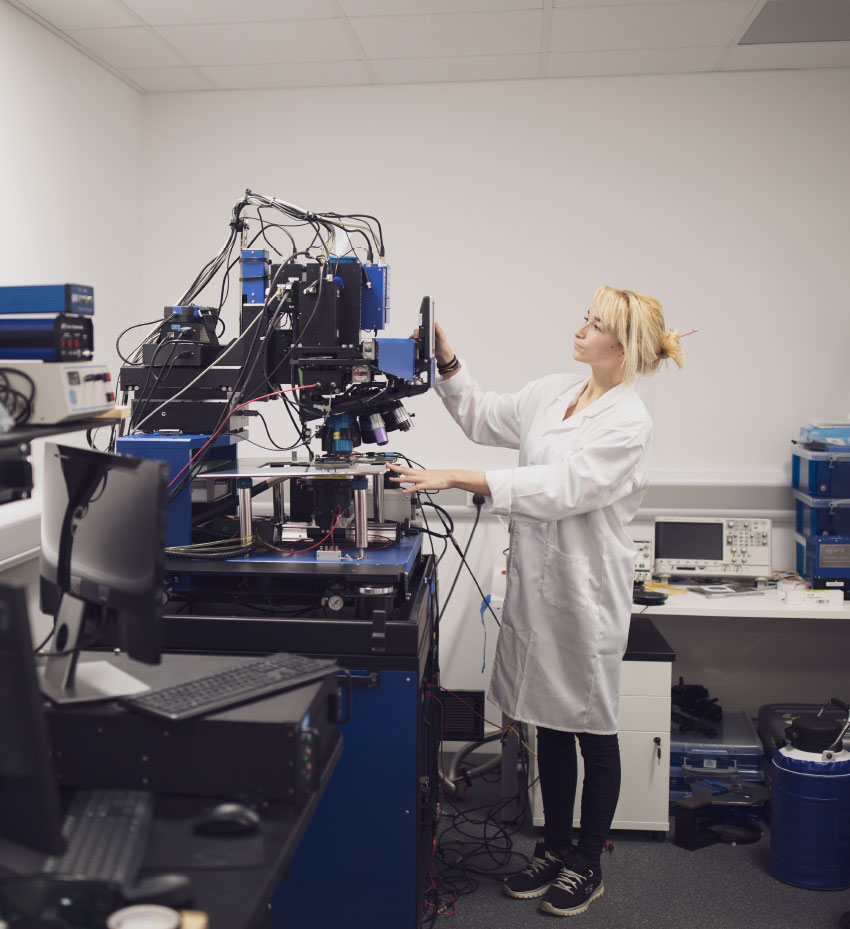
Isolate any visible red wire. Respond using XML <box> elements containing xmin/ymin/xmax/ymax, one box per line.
<box><xmin>167</xmin><ymin>383</ymin><xmax>318</xmax><ymax>490</ymax></box>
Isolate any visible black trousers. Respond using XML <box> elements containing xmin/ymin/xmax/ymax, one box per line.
<box><xmin>536</xmin><ymin>726</ymin><xmax>621</xmax><ymax>866</ymax></box>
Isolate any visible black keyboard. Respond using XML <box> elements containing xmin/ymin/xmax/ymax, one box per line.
<box><xmin>43</xmin><ymin>789</ymin><xmax>153</xmax><ymax>890</ymax></box>
<box><xmin>121</xmin><ymin>652</ymin><xmax>339</xmax><ymax>722</ymax></box>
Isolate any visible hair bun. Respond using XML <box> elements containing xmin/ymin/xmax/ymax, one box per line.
<box><xmin>660</xmin><ymin>328</ymin><xmax>685</xmax><ymax>368</ymax></box>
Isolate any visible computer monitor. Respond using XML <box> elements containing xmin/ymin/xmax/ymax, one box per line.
<box><xmin>38</xmin><ymin>443</ymin><xmax>168</xmax><ymax>704</ymax></box>
<box><xmin>0</xmin><ymin>583</ymin><xmax>64</xmax><ymax>855</ymax></box>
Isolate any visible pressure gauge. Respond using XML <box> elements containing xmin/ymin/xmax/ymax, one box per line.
<box><xmin>327</xmin><ymin>594</ymin><xmax>345</xmax><ymax>612</ymax></box>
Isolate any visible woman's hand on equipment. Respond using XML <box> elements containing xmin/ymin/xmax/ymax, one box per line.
<box><xmin>386</xmin><ymin>462</ymin><xmax>456</xmax><ymax>494</ymax></box>
<box><xmin>386</xmin><ymin>462</ymin><xmax>491</xmax><ymax>498</ymax></box>
<box><xmin>409</xmin><ymin>321</ymin><xmax>454</xmax><ymax>367</ymax></box>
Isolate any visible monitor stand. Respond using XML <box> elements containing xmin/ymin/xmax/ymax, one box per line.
<box><xmin>37</xmin><ymin>594</ymin><xmax>149</xmax><ymax>705</ymax></box>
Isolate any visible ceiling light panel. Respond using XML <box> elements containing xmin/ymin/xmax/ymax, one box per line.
<box><xmin>739</xmin><ymin>0</ymin><xmax>850</xmax><ymax>44</ymax></box>
<box><xmin>723</xmin><ymin>38</ymin><xmax>850</xmax><ymax>67</ymax></box>
<box><xmin>349</xmin><ymin>10</ymin><xmax>544</xmax><ymax>58</ymax></box>
<box><xmin>550</xmin><ymin>1</ymin><xmax>756</xmax><ymax>51</ymax></box>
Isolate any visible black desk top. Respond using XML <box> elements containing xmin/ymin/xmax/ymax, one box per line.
<box><xmin>625</xmin><ymin>616</ymin><xmax>676</xmax><ymax>662</ymax></box>
<box><xmin>142</xmin><ymin>738</ymin><xmax>341</xmax><ymax>929</ymax></box>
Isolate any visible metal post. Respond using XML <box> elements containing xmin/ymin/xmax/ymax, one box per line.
<box><xmin>352</xmin><ymin>477</ymin><xmax>369</xmax><ymax>553</ymax></box>
<box><xmin>373</xmin><ymin>472</ymin><xmax>385</xmax><ymax>523</ymax></box>
<box><xmin>237</xmin><ymin>478</ymin><xmax>253</xmax><ymax>543</ymax></box>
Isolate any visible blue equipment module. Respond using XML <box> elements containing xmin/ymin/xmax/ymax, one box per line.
<box><xmin>0</xmin><ymin>315</ymin><xmax>94</xmax><ymax>361</ymax></box>
<box><xmin>376</xmin><ymin>338</ymin><xmax>416</xmax><ymax>380</ymax></box>
<box><xmin>361</xmin><ymin>264</ymin><xmax>388</xmax><ymax>330</ymax></box>
<box><xmin>0</xmin><ymin>284</ymin><xmax>94</xmax><ymax>315</ymax></box>
<box><xmin>797</xmin><ymin>534</ymin><xmax>850</xmax><ymax>599</ymax></box>
<box><xmin>241</xmin><ymin>249</ymin><xmax>270</xmax><ymax>304</ymax></box>
<box><xmin>792</xmin><ymin>445</ymin><xmax>850</xmax><ymax>498</ymax></box>
<box><xmin>226</xmin><ymin>532</ymin><xmax>422</xmax><ymax>570</ymax></box>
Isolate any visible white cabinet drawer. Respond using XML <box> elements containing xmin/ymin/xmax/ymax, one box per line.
<box><xmin>618</xmin><ymin>694</ymin><xmax>671</xmax><ymax>731</ymax></box>
<box><xmin>620</xmin><ymin>660</ymin><xmax>671</xmax><ymax>697</ymax></box>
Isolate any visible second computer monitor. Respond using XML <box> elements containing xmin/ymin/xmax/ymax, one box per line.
<box><xmin>38</xmin><ymin>443</ymin><xmax>168</xmax><ymax>703</ymax></box>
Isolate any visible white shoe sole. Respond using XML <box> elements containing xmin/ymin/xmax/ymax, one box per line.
<box><xmin>503</xmin><ymin>882</ymin><xmax>552</xmax><ymax>900</ymax></box>
<box><xmin>539</xmin><ymin>884</ymin><xmax>604</xmax><ymax>916</ymax></box>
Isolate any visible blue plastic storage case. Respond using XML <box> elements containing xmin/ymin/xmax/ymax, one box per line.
<box><xmin>792</xmin><ymin>446</ymin><xmax>850</xmax><ymax>498</ymax></box>
<box><xmin>794</xmin><ymin>491</ymin><xmax>850</xmax><ymax>537</ymax></box>
<box><xmin>670</xmin><ymin>711</ymin><xmax>764</xmax><ymax>788</ymax></box>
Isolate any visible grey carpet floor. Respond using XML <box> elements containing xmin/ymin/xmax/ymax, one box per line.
<box><xmin>430</xmin><ymin>773</ymin><xmax>849</xmax><ymax>929</ymax></box>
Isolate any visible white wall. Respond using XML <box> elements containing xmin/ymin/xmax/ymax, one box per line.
<box><xmin>0</xmin><ymin>1</ymin><xmax>143</xmax><ymax>538</ymax></box>
<box><xmin>136</xmin><ymin>71</ymin><xmax>850</xmax><ymax>716</ymax></box>
<box><xmin>2</xmin><ymin>11</ymin><xmax>848</xmax><ymax>717</ymax></box>
<box><xmin>138</xmin><ymin>69</ymin><xmax>850</xmax><ymax>486</ymax></box>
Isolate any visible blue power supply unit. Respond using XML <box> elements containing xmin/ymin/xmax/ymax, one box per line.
<box><xmin>241</xmin><ymin>249</ymin><xmax>269</xmax><ymax>304</ymax></box>
<box><xmin>0</xmin><ymin>315</ymin><xmax>94</xmax><ymax>361</ymax></box>
<box><xmin>0</xmin><ymin>284</ymin><xmax>94</xmax><ymax>315</ymax></box>
<box><xmin>361</xmin><ymin>264</ymin><xmax>388</xmax><ymax>330</ymax></box>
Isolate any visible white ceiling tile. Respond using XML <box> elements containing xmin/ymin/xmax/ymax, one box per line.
<box><xmin>350</xmin><ymin>10</ymin><xmax>543</xmax><ymax>58</ymax></box>
<box><xmin>65</xmin><ymin>26</ymin><xmax>186</xmax><ymax>68</ymax></box>
<box><xmin>551</xmin><ymin>2</ymin><xmax>756</xmax><ymax>51</ymax></box>
<box><xmin>372</xmin><ymin>53</ymin><xmax>541</xmax><ymax>83</ymax></box>
<box><xmin>722</xmin><ymin>39</ymin><xmax>850</xmax><ymax>69</ymax></box>
<box><xmin>120</xmin><ymin>0</ymin><xmax>336</xmax><ymax>26</ymax></box>
<box><xmin>15</xmin><ymin>0</ymin><xmax>137</xmax><ymax>29</ymax></box>
<box><xmin>156</xmin><ymin>19</ymin><xmax>359</xmax><ymax>65</ymax></box>
<box><xmin>554</xmin><ymin>0</ymin><xmax>733</xmax><ymax>6</ymax></box>
<box><xmin>121</xmin><ymin>66</ymin><xmax>214</xmax><ymax>92</ymax></box>
<box><xmin>548</xmin><ymin>45</ymin><xmax>725</xmax><ymax>76</ymax></box>
<box><xmin>199</xmin><ymin>60</ymin><xmax>372</xmax><ymax>90</ymax></box>
<box><xmin>340</xmin><ymin>0</ymin><xmax>542</xmax><ymax>15</ymax></box>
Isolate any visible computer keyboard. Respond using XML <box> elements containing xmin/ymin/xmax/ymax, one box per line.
<box><xmin>120</xmin><ymin>652</ymin><xmax>339</xmax><ymax>722</ymax></box>
<box><xmin>43</xmin><ymin>789</ymin><xmax>153</xmax><ymax>890</ymax></box>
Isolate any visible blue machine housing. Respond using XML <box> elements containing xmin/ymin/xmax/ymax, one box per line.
<box><xmin>376</xmin><ymin>338</ymin><xmax>416</xmax><ymax>380</ymax></box>
<box><xmin>0</xmin><ymin>284</ymin><xmax>94</xmax><ymax>315</ymax></box>
<box><xmin>241</xmin><ymin>249</ymin><xmax>270</xmax><ymax>304</ymax></box>
<box><xmin>116</xmin><ymin>433</ymin><xmax>240</xmax><ymax>548</ymax></box>
<box><xmin>361</xmin><ymin>263</ymin><xmax>388</xmax><ymax>330</ymax></box>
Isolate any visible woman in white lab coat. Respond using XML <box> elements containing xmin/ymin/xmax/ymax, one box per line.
<box><xmin>387</xmin><ymin>286</ymin><xmax>685</xmax><ymax>918</ymax></box>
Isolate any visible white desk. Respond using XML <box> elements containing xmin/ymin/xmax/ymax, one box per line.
<box><xmin>639</xmin><ymin>587</ymin><xmax>850</xmax><ymax>722</ymax></box>
<box><xmin>641</xmin><ymin>587</ymin><xmax>850</xmax><ymax>621</ymax></box>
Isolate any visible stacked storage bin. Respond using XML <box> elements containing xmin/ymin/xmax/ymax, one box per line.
<box><xmin>792</xmin><ymin>426</ymin><xmax>850</xmax><ymax>599</ymax></box>
<box><xmin>670</xmin><ymin>711</ymin><xmax>765</xmax><ymax>819</ymax></box>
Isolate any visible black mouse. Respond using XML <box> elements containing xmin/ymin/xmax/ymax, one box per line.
<box><xmin>193</xmin><ymin>802</ymin><xmax>261</xmax><ymax>836</ymax></box>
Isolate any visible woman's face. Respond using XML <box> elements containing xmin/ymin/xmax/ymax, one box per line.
<box><xmin>573</xmin><ymin>309</ymin><xmax>624</xmax><ymax>370</ymax></box>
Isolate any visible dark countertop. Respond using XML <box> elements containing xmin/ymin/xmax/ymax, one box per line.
<box><xmin>625</xmin><ymin>616</ymin><xmax>675</xmax><ymax>662</ymax></box>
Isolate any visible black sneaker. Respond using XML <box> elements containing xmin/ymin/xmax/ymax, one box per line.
<box><xmin>503</xmin><ymin>841</ymin><xmax>564</xmax><ymax>899</ymax></box>
<box><xmin>539</xmin><ymin>854</ymin><xmax>604</xmax><ymax>916</ymax></box>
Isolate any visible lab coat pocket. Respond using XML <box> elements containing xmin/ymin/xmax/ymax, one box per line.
<box><xmin>541</xmin><ymin>542</ymin><xmax>591</xmax><ymax>619</ymax></box>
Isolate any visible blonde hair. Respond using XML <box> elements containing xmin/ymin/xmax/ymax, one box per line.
<box><xmin>592</xmin><ymin>286</ymin><xmax>685</xmax><ymax>385</ymax></box>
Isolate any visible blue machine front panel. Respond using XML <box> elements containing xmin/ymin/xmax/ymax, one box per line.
<box><xmin>361</xmin><ymin>264</ymin><xmax>388</xmax><ymax>330</ymax></box>
<box><xmin>227</xmin><ymin>533</ymin><xmax>422</xmax><ymax>570</ymax></box>
<box><xmin>376</xmin><ymin>338</ymin><xmax>416</xmax><ymax>380</ymax></box>
<box><xmin>116</xmin><ymin>433</ymin><xmax>239</xmax><ymax>547</ymax></box>
<box><xmin>241</xmin><ymin>249</ymin><xmax>269</xmax><ymax>305</ymax></box>
<box><xmin>273</xmin><ymin>668</ymin><xmax>421</xmax><ymax>928</ymax></box>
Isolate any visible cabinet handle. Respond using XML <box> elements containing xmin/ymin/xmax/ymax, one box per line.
<box><xmin>653</xmin><ymin>736</ymin><xmax>662</xmax><ymax>761</ymax></box>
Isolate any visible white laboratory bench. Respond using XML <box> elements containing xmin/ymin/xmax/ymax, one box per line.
<box><xmin>638</xmin><ymin>587</ymin><xmax>850</xmax><ymax>621</ymax></box>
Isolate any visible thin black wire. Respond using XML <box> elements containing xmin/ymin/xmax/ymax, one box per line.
<box><xmin>439</xmin><ymin>501</ymin><xmax>482</xmax><ymax>621</ymax></box>
<box><xmin>400</xmin><ymin>456</ymin><xmax>500</xmax><ymax>627</ymax></box>
<box><xmin>115</xmin><ymin>316</ymin><xmax>167</xmax><ymax>365</ymax></box>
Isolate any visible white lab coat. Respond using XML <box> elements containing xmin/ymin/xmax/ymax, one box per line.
<box><xmin>435</xmin><ymin>364</ymin><xmax>652</xmax><ymax>735</ymax></box>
